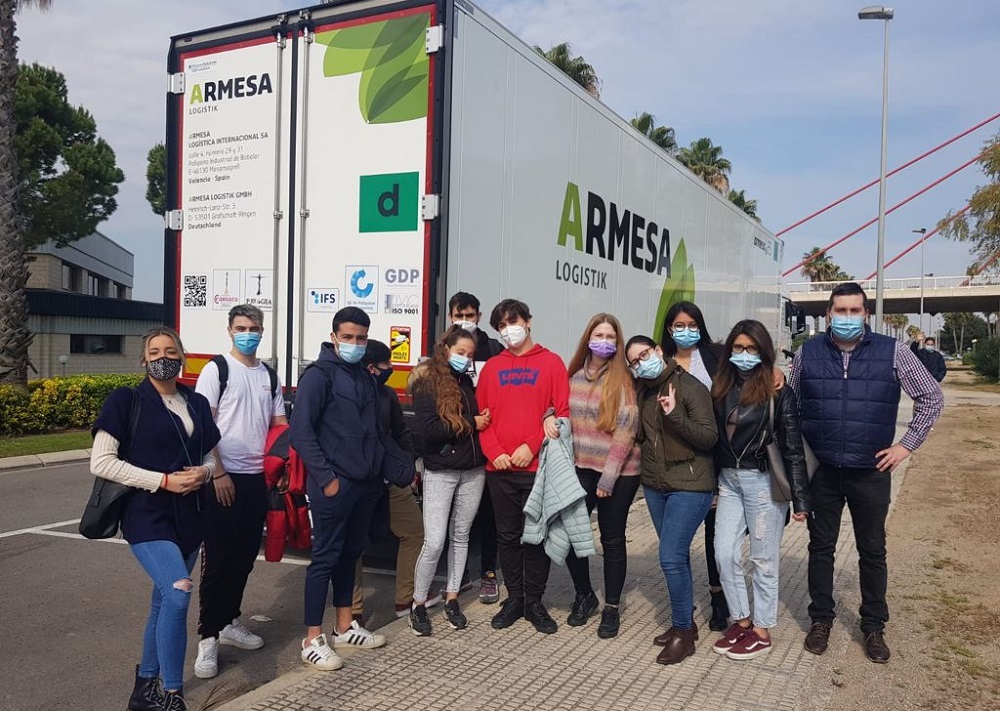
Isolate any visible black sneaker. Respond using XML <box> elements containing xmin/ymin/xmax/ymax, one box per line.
<box><xmin>566</xmin><ymin>590</ymin><xmax>599</xmax><ymax>627</ymax></box>
<box><xmin>597</xmin><ymin>606</ymin><xmax>621</xmax><ymax>639</ymax></box>
<box><xmin>408</xmin><ymin>604</ymin><xmax>433</xmax><ymax>637</ymax></box>
<box><xmin>491</xmin><ymin>597</ymin><xmax>525</xmax><ymax>629</ymax></box>
<box><xmin>161</xmin><ymin>691</ymin><xmax>188</xmax><ymax>711</ymax></box>
<box><xmin>444</xmin><ymin>600</ymin><xmax>468</xmax><ymax>630</ymax></box>
<box><xmin>525</xmin><ymin>600</ymin><xmax>558</xmax><ymax>634</ymax></box>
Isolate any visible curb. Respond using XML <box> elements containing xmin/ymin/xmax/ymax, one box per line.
<box><xmin>0</xmin><ymin>449</ymin><xmax>91</xmax><ymax>471</ymax></box>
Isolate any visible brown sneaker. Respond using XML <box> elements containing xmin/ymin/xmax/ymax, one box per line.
<box><xmin>804</xmin><ymin>622</ymin><xmax>832</xmax><ymax>655</ymax></box>
<box><xmin>864</xmin><ymin>631</ymin><xmax>890</xmax><ymax>664</ymax></box>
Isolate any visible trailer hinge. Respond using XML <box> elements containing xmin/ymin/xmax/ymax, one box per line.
<box><xmin>165</xmin><ymin>210</ymin><xmax>184</xmax><ymax>231</ymax></box>
<box><xmin>426</xmin><ymin>24</ymin><xmax>445</xmax><ymax>54</ymax></box>
<box><xmin>273</xmin><ymin>210</ymin><xmax>284</xmax><ymax>220</ymax></box>
<box><xmin>168</xmin><ymin>72</ymin><xmax>185</xmax><ymax>94</ymax></box>
<box><xmin>421</xmin><ymin>194</ymin><xmax>441</xmax><ymax>220</ymax></box>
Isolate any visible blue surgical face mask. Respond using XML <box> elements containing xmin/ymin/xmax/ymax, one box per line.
<box><xmin>373</xmin><ymin>367</ymin><xmax>393</xmax><ymax>386</ymax></box>
<box><xmin>233</xmin><ymin>331</ymin><xmax>262</xmax><ymax>355</ymax></box>
<box><xmin>449</xmin><ymin>353</ymin><xmax>470</xmax><ymax>373</ymax></box>
<box><xmin>337</xmin><ymin>341</ymin><xmax>365</xmax><ymax>364</ymax></box>
<box><xmin>671</xmin><ymin>327</ymin><xmax>701</xmax><ymax>350</ymax></box>
<box><xmin>830</xmin><ymin>315</ymin><xmax>865</xmax><ymax>342</ymax></box>
<box><xmin>632</xmin><ymin>354</ymin><xmax>665</xmax><ymax>380</ymax></box>
<box><xmin>729</xmin><ymin>352</ymin><xmax>762</xmax><ymax>371</ymax></box>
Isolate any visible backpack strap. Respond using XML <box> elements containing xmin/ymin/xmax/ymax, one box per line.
<box><xmin>211</xmin><ymin>354</ymin><xmax>229</xmax><ymax>400</ymax></box>
<box><xmin>262</xmin><ymin>361</ymin><xmax>279</xmax><ymax>398</ymax></box>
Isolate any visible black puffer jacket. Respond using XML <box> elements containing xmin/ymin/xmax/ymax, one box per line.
<box><xmin>411</xmin><ymin>370</ymin><xmax>486</xmax><ymax>471</ymax></box>
<box><xmin>714</xmin><ymin>384</ymin><xmax>811</xmax><ymax>514</ymax></box>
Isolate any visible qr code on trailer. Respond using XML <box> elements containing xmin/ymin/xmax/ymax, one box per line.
<box><xmin>184</xmin><ymin>275</ymin><xmax>208</xmax><ymax>307</ymax></box>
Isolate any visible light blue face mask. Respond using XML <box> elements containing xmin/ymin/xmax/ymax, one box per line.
<box><xmin>449</xmin><ymin>353</ymin><xmax>470</xmax><ymax>373</ymax></box>
<box><xmin>830</xmin><ymin>315</ymin><xmax>865</xmax><ymax>342</ymax></box>
<box><xmin>233</xmin><ymin>331</ymin><xmax>261</xmax><ymax>355</ymax></box>
<box><xmin>729</xmin><ymin>352</ymin><xmax>762</xmax><ymax>371</ymax></box>
<box><xmin>337</xmin><ymin>341</ymin><xmax>365</xmax><ymax>364</ymax></box>
<box><xmin>671</xmin><ymin>327</ymin><xmax>701</xmax><ymax>350</ymax></box>
<box><xmin>632</xmin><ymin>354</ymin><xmax>665</xmax><ymax>380</ymax></box>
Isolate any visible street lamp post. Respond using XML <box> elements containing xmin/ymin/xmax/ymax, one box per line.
<box><xmin>859</xmin><ymin>6</ymin><xmax>894</xmax><ymax>333</ymax></box>
<box><xmin>914</xmin><ymin>227</ymin><xmax>927</xmax><ymax>333</ymax></box>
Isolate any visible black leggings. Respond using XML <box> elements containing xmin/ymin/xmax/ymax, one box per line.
<box><xmin>565</xmin><ymin>468</ymin><xmax>641</xmax><ymax>606</ymax></box>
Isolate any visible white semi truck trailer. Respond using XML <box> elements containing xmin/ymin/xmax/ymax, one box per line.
<box><xmin>164</xmin><ymin>0</ymin><xmax>792</xmax><ymax>391</ymax></box>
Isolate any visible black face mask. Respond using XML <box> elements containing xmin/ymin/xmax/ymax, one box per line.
<box><xmin>373</xmin><ymin>367</ymin><xmax>393</xmax><ymax>386</ymax></box>
<box><xmin>146</xmin><ymin>357</ymin><xmax>182</xmax><ymax>381</ymax></box>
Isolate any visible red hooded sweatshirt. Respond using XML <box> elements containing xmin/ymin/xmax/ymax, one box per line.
<box><xmin>477</xmin><ymin>343</ymin><xmax>570</xmax><ymax>473</ymax></box>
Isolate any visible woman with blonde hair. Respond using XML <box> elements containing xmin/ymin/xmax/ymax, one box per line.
<box><xmin>407</xmin><ymin>325</ymin><xmax>489</xmax><ymax>636</ymax></box>
<box><xmin>563</xmin><ymin>313</ymin><xmax>641</xmax><ymax>639</ymax></box>
<box><xmin>90</xmin><ymin>327</ymin><xmax>221</xmax><ymax>711</ymax></box>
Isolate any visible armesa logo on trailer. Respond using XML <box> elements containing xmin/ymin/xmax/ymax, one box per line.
<box><xmin>189</xmin><ymin>74</ymin><xmax>273</xmax><ymax>104</ymax></box>
<box><xmin>557</xmin><ymin>182</ymin><xmax>671</xmax><ymax>277</ymax></box>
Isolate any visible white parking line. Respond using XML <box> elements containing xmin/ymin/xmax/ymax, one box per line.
<box><xmin>0</xmin><ymin>518</ymin><xmax>81</xmax><ymax>539</ymax></box>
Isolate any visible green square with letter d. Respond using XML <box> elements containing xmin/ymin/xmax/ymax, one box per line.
<box><xmin>359</xmin><ymin>172</ymin><xmax>419</xmax><ymax>232</ymax></box>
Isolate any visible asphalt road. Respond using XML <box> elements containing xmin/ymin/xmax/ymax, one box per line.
<box><xmin>0</xmin><ymin>462</ymin><xmax>459</xmax><ymax>711</ymax></box>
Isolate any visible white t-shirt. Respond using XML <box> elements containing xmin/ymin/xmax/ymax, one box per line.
<box><xmin>196</xmin><ymin>354</ymin><xmax>286</xmax><ymax>473</ymax></box>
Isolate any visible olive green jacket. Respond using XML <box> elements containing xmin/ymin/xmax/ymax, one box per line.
<box><xmin>636</xmin><ymin>359</ymin><xmax>718</xmax><ymax>492</ymax></box>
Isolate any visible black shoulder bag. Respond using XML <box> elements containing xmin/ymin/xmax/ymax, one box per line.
<box><xmin>79</xmin><ymin>389</ymin><xmax>141</xmax><ymax>539</ymax></box>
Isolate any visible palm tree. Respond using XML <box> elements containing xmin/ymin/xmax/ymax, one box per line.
<box><xmin>534</xmin><ymin>42</ymin><xmax>601</xmax><ymax>98</ymax></box>
<box><xmin>630</xmin><ymin>112</ymin><xmax>676</xmax><ymax>154</ymax></box>
<box><xmin>728</xmin><ymin>189</ymin><xmax>760</xmax><ymax>222</ymax></box>
<box><xmin>800</xmin><ymin>247</ymin><xmax>834</xmax><ymax>283</ymax></box>
<box><xmin>678</xmin><ymin>137</ymin><xmax>731</xmax><ymax>193</ymax></box>
<box><xmin>0</xmin><ymin>0</ymin><xmax>51</xmax><ymax>385</ymax></box>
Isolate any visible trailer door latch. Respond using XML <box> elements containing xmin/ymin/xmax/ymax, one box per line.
<box><xmin>168</xmin><ymin>72</ymin><xmax>185</xmax><ymax>94</ymax></box>
<box><xmin>165</xmin><ymin>210</ymin><xmax>184</xmax><ymax>231</ymax></box>
<box><xmin>425</xmin><ymin>25</ymin><xmax>445</xmax><ymax>54</ymax></box>
<box><xmin>421</xmin><ymin>194</ymin><xmax>441</xmax><ymax>221</ymax></box>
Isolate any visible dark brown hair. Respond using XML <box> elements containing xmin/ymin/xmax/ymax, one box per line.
<box><xmin>411</xmin><ymin>326</ymin><xmax>477</xmax><ymax>437</ymax></box>
<box><xmin>711</xmin><ymin>319</ymin><xmax>775</xmax><ymax>406</ymax></box>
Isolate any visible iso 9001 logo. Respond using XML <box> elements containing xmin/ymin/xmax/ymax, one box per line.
<box><xmin>384</xmin><ymin>292</ymin><xmax>419</xmax><ymax>315</ymax></box>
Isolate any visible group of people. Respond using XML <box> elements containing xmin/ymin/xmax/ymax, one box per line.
<box><xmin>93</xmin><ymin>282</ymin><xmax>943</xmax><ymax>711</ymax></box>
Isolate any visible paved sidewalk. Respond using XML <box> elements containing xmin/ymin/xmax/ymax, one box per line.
<box><xmin>0</xmin><ymin>449</ymin><xmax>90</xmax><ymax>471</ymax></box>
<box><xmin>217</xmin><ymin>459</ymin><xmax>911</xmax><ymax>711</ymax></box>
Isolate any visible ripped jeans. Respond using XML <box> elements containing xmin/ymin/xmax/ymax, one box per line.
<box><xmin>714</xmin><ymin>468</ymin><xmax>789</xmax><ymax>629</ymax></box>
<box><xmin>130</xmin><ymin>541</ymin><xmax>199</xmax><ymax>691</ymax></box>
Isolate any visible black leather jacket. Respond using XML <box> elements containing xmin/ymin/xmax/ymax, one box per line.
<box><xmin>714</xmin><ymin>384</ymin><xmax>811</xmax><ymax>514</ymax></box>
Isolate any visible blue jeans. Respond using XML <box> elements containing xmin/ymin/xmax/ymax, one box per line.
<box><xmin>131</xmin><ymin>541</ymin><xmax>199</xmax><ymax>691</ymax></box>
<box><xmin>644</xmin><ymin>487</ymin><xmax>713</xmax><ymax>629</ymax></box>
<box><xmin>714</xmin><ymin>468</ymin><xmax>789</xmax><ymax>629</ymax></box>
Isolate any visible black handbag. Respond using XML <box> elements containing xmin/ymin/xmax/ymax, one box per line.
<box><xmin>765</xmin><ymin>398</ymin><xmax>794</xmax><ymax>502</ymax></box>
<box><xmin>79</xmin><ymin>389</ymin><xmax>141</xmax><ymax>539</ymax></box>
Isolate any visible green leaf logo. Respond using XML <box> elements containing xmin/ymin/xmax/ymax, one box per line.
<box><xmin>652</xmin><ymin>238</ymin><xmax>697</xmax><ymax>344</ymax></box>
<box><xmin>318</xmin><ymin>14</ymin><xmax>430</xmax><ymax>124</ymax></box>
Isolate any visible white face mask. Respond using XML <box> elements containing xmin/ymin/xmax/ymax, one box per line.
<box><xmin>453</xmin><ymin>320</ymin><xmax>478</xmax><ymax>334</ymax></box>
<box><xmin>500</xmin><ymin>325</ymin><xmax>527</xmax><ymax>348</ymax></box>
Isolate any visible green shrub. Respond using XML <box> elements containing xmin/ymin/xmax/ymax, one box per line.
<box><xmin>971</xmin><ymin>337</ymin><xmax>1000</xmax><ymax>380</ymax></box>
<box><xmin>0</xmin><ymin>374</ymin><xmax>143</xmax><ymax>436</ymax></box>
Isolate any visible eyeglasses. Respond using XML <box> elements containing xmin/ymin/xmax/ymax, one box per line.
<box><xmin>731</xmin><ymin>344</ymin><xmax>760</xmax><ymax>355</ymax></box>
<box><xmin>627</xmin><ymin>347</ymin><xmax>655</xmax><ymax>369</ymax></box>
<box><xmin>671</xmin><ymin>324</ymin><xmax>699</xmax><ymax>333</ymax></box>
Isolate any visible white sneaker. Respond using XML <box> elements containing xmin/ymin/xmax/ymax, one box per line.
<box><xmin>301</xmin><ymin>634</ymin><xmax>344</xmax><ymax>671</ymax></box>
<box><xmin>219</xmin><ymin>618</ymin><xmax>264</xmax><ymax>650</ymax></box>
<box><xmin>194</xmin><ymin>637</ymin><xmax>218</xmax><ymax>679</ymax></box>
<box><xmin>331</xmin><ymin>620</ymin><xmax>386</xmax><ymax>649</ymax></box>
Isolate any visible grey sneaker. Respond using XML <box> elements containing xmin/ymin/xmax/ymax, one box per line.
<box><xmin>479</xmin><ymin>571</ymin><xmax>500</xmax><ymax>604</ymax></box>
<box><xmin>444</xmin><ymin>600</ymin><xmax>468</xmax><ymax>630</ymax></box>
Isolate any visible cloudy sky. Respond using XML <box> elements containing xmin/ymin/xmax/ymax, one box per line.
<box><xmin>16</xmin><ymin>0</ymin><xmax>999</xmax><ymax>302</ymax></box>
